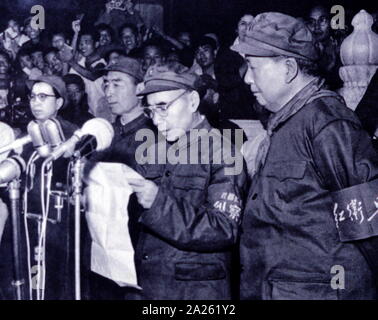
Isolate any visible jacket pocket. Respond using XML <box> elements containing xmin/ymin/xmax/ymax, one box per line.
<box><xmin>174</xmin><ymin>262</ymin><xmax>226</xmax><ymax>281</ymax></box>
<box><xmin>264</xmin><ymin>160</ymin><xmax>307</xmax><ymax>181</ymax></box>
<box><xmin>171</xmin><ymin>175</ymin><xmax>208</xmax><ymax>191</ymax></box>
<box><xmin>263</xmin><ymin>160</ymin><xmax>307</xmax><ymax>205</ymax></box>
<box><xmin>267</xmin><ymin>278</ymin><xmax>338</xmax><ymax>300</ymax></box>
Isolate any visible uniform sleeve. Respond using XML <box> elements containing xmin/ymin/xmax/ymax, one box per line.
<box><xmin>313</xmin><ymin>119</ymin><xmax>378</xmax><ymax>241</ymax></box>
<box><xmin>138</xmin><ymin>164</ymin><xmax>247</xmax><ymax>252</ymax></box>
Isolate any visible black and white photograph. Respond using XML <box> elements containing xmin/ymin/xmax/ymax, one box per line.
<box><xmin>0</xmin><ymin>0</ymin><xmax>377</xmax><ymax>305</ymax></box>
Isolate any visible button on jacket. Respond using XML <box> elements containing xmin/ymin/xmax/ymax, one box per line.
<box><xmin>241</xmin><ymin>91</ymin><xmax>378</xmax><ymax>300</ymax></box>
<box><xmin>92</xmin><ymin>113</ymin><xmax>157</xmax><ymax>247</ymax></box>
<box><xmin>135</xmin><ymin>118</ymin><xmax>247</xmax><ymax>300</ymax></box>
<box><xmin>0</xmin><ymin>117</ymin><xmax>78</xmax><ymax>300</ymax></box>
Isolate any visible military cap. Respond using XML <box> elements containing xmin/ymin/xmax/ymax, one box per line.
<box><xmin>137</xmin><ymin>62</ymin><xmax>198</xmax><ymax>96</ymax></box>
<box><xmin>231</xmin><ymin>12</ymin><xmax>318</xmax><ymax>61</ymax></box>
<box><xmin>102</xmin><ymin>56</ymin><xmax>143</xmax><ymax>82</ymax></box>
<box><xmin>28</xmin><ymin>75</ymin><xmax>67</xmax><ymax>101</ymax></box>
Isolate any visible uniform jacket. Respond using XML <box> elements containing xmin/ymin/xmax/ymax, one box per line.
<box><xmin>100</xmin><ymin>114</ymin><xmax>156</xmax><ymax>168</ymax></box>
<box><xmin>82</xmin><ymin>114</ymin><xmax>156</xmax><ymax>300</ymax></box>
<box><xmin>135</xmin><ymin>118</ymin><xmax>247</xmax><ymax>300</ymax></box>
<box><xmin>89</xmin><ymin>114</ymin><xmax>157</xmax><ymax>248</ymax></box>
<box><xmin>240</xmin><ymin>86</ymin><xmax>378</xmax><ymax>300</ymax></box>
<box><xmin>0</xmin><ymin>117</ymin><xmax>78</xmax><ymax>300</ymax></box>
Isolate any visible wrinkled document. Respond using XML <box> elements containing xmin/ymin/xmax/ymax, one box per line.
<box><xmin>85</xmin><ymin>162</ymin><xmax>143</xmax><ymax>288</ymax></box>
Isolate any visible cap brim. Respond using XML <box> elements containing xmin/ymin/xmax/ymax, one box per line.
<box><xmin>231</xmin><ymin>37</ymin><xmax>317</xmax><ymax>61</ymax></box>
<box><xmin>101</xmin><ymin>66</ymin><xmax>142</xmax><ymax>82</ymax></box>
<box><xmin>231</xmin><ymin>41</ymin><xmax>278</xmax><ymax>57</ymax></box>
<box><xmin>137</xmin><ymin>85</ymin><xmax>187</xmax><ymax>96</ymax></box>
<box><xmin>25</xmin><ymin>78</ymin><xmax>68</xmax><ymax>108</ymax></box>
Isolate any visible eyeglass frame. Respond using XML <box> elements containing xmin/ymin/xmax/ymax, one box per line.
<box><xmin>29</xmin><ymin>93</ymin><xmax>57</xmax><ymax>102</ymax></box>
<box><xmin>143</xmin><ymin>90</ymin><xmax>188</xmax><ymax>119</ymax></box>
<box><xmin>306</xmin><ymin>16</ymin><xmax>330</xmax><ymax>29</ymax></box>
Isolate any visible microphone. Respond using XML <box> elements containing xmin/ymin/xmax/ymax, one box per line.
<box><xmin>47</xmin><ymin>118</ymin><xmax>114</xmax><ymax>161</ymax></box>
<box><xmin>41</xmin><ymin>118</ymin><xmax>65</xmax><ymax>150</ymax></box>
<box><xmin>0</xmin><ymin>122</ymin><xmax>15</xmax><ymax>160</ymax></box>
<box><xmin>27</xmin><ymin>121</ymin><xmax>51</xmax><ymax>158</ymax></box>
<box><xmin>0</xmin><ymin>156</ymin><xmax>26</xmax><ymax>184</ymax></box>
<box><xmin>0</xmin><ymin>135</ymin><xmax>32</xmax><ymax>155</ymax></box>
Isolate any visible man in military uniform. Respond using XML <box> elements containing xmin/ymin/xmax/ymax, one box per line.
<box><xmin>128</xmin><ymin>63</ymin><xmax>247</xmax><ymax>300</ymax></box>
<box><xmin>232</xmin><ymin>12</ymin><xmax>378</xmax><ymax>300</ymax></box>
<box><xmin>85</xmin><ymin>56</ymin><xmax>156</xmax><ymax>300</ymax></box>
<box><xmin>0</xmin><ymin>75</ymin><xmax>78</xmax><ymax>300</ymax></box>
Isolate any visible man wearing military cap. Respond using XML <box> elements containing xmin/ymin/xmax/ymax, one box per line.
<box><xmin>127</xmin><ymin>62</ymin><xmax>247</xmax><ymax>300</ymax></box>
<box><xmin>232</xmin><ymin>12</ymin><xmax>378</xmax><ymax>299</ymax></box>
<box><xmin>0</xmin><ymin>75</ymin><xmax>79</xmax><ymax>300</ymax></box>
<box><xmin>99</xmin><ymin>56</ymin><xmax>156</xmax><ymax>168</ymax></box>
<box><xmin>85</xmin><ymin>56</ymin><xmax>157</xmax><ymax>300</ymax></box>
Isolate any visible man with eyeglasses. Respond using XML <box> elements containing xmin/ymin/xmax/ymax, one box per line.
<box><xmin>0</xmin><ymin>75</ymin><xmax>78</xmax><ymax>300</ymax></box>
<box><xmin>127</xmin><ymin>63</ymin><xmax>247</xmax><ymax>300</ymax></box>
<box><xmin>28</xmin><ymin>76</ymin><xmax>78</xmax><ymax>300</ymax></box>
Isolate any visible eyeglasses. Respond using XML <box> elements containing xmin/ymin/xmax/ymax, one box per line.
<box><xmin>143</xmin><ymin>90</ymin><xmax>188</xmax><ymax>119</ymax></box>
<box><xmin>29</xmin><ymin>93</ymin><xmax>56</xmax><ymax>102</ymax></box>
<box><xmin>306</xmin><ymin>16</ymin><xmax>329</xmax><ymax>28</ymax></box>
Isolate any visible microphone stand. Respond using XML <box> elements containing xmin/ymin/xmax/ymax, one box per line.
<box><xmin>9</xmin><ymin>179</ymin><xmax>25</xmax><ymax>300</ymax></box>
<box><xmin>71</xmin><ymin>154</ymin><xmax>83</xmax><ymax>300</ymax></box>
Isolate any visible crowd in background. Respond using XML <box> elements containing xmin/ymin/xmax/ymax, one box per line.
<box><xmin>0</xmin><ymin>1</ymin><xmax>369</xmax><ymax>138</ymax></box>
<box><xmin>1</xmin><ymin>0</ymin><xmax>378</xmax><ymax>301</ymax></box>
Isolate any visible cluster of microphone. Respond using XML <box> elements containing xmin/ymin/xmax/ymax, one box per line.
<box><xmin>0</xmin><ymin>118</ymin><xmax>115</xmax><ymax>185</ymax></box>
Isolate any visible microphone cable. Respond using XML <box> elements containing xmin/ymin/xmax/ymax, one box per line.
<box><xmin>37</xmin><ymin>160</ymin><xmax>53</xmax><ymax>300</ymax></box>
<box><xmin>23</xmin><ymin>151</ymin><xmax>39</xmax><ymax>300</ymax></box>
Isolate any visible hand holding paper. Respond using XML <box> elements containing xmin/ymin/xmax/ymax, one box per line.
<box><xmin>128</xmin><ymin>178</ymin><xmax>159</xmax><ymax>209</ymax></box>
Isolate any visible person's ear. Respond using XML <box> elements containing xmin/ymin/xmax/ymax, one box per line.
<box><xmin>188</xmin><ymin>91</ymin><xmax>200</xmax><ymax>113</ymax></box>
<box><xmin>284</xmin><ymin>57</ymin><xmax>298</xmax><ymax>83</ymax></box>
<box><xmin>56</xmin><ymin>97</ymin><xmax>64</xmax><ymax>111</ymax></box>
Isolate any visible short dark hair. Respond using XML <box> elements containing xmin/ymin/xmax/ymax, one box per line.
<box><xmin>195</xmin><ymin>36</ymin><xmax>217</xmax><ymax>51</ymax></box>
<box><xmin>52</xmin><ymin>32</ymin><xmax>67</xmax><ymax>40</ymax></box>
<box><xmin>79</xmin><ymin>30</ymin><xmax>96</xmax><ymax>43</ymax></box>
<box><xmin>96</xmin><ymin>23</ymin><xmax>114</xmax><ymax>41</ymax></box>
<box><xmin>104</xmin><ymin>48</ymin><xmax>126</xmax><ymax>63</ymax></box>
<box><xmin>44</xmin><ymin>47</ymin><xmax>60</xmax><ymax>59</ymax></box>
<box><xmin>119</xmin><ymin>23</ymin><xmax>138</xmax><ymax>38</ymax></box>
<box><xmin>274</xmin><ymin>55</ymin><xmax>320</xmax><ymax>77</ymax></box>
<box><xmin>63</xmin><ymin>73</ymin><xmax>85</xmax><ymax>91</ymax></box>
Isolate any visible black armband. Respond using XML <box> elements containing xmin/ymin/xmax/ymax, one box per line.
<box><xmin>332</xmin><ymin>179</ymin><xmax>378</xmax><ymax>242</ymax></box>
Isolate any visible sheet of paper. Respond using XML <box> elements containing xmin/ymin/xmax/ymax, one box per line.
<box><xmin>85</xmin><ymin>162</ymin><xmax>142</xmax><ymax>288</ymax></box>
